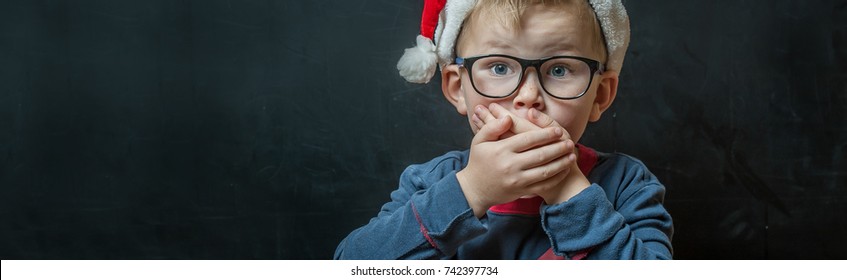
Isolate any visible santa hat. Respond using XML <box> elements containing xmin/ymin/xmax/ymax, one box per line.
<box><xmin>396</xmin><ymin>0</ymin><xmax>631</xmax><ymax>84</ymax></box>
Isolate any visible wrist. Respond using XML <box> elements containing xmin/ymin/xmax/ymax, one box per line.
<box><xmin>455</xmin><ymin>170</ymin><xmax>490</xmax><ymax>218</ymax></box>
<box><xmin>547</xmin><ymin>165</ymin><xmax>591</xmax><ymax>205</ymax></box>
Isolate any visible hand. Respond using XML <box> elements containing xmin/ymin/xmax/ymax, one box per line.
<box><xmin>471</xmin><ymin>103</ymin><xmax>568</xmax><ymax>143</ymax></box>
<box><xmin>456</xmin><ymin>114</ymin><xmax>574</xmax><ymax>217</ymax></box>
<box><xmin>470</xmin><ymin>104</ymin><xmax>589</xmax><ymax>204</ymax></box>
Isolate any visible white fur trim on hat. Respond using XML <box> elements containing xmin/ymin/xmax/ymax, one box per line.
<box><xmin>588</xmin><ymin>0</ymin><xmax>630</xmax><ymax>72</ymax></box>
<box><xmin>433</xmin><ymin>0</ymin><xmax>477</xmax><ymax>68</ymax></box>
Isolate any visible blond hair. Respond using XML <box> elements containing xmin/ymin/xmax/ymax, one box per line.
<box><xmin>458</xmin><ymin>0</ymin><xmax>608</xmax><ymax>62</ymax></box>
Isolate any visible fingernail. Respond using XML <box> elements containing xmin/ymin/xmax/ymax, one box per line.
<box><xmin>531</xmin><ymin>109</ymin><xmax>539</xmax><ymax>119</ymax></box>
<box><xmin>553</xmin><ymin>127</ymin><xmax>562</xmax><ymax>136</ymax></box>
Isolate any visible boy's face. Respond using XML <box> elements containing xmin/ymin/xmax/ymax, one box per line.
<box><xmin>441</xmin><ymin>3</ymin><xmax>619</xmax><ymax>144</ymax></box>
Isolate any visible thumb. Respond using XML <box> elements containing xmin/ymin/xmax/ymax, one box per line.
<box><xmin>472</xmin><ymin>115</ymin><xmax>512</xmax><ymax>145</ymax></box>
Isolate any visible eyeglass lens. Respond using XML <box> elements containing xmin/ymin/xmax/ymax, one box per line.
<box><xmin>469</xmin><ymin>56</ymin><xmax>592</xmax><ymax>99</ymax></box>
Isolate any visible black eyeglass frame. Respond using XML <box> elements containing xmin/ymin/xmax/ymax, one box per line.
<box><xmin>455</xmin><ymin>54</ymin><xmax>604</xmax><ymax>100</ymax></box>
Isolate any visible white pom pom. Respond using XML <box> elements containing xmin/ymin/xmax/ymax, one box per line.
<box><xmin>397</xmin><ymin>35</ymin><xmax>438</xmax><ymax>84</ymax></box>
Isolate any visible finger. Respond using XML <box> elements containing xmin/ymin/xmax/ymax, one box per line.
<box><xmin>503</xmin><ymin>126</ymin><xmax>563</xmax><ymax>152</ymax></box>
<box><xmin>529</xmin><ymin>160</ymin><xmax>582</xmax><ymax>200</ymax></box>
<box><xmin>528</xmin><ymin>108</ymin><xmax>572</xmax><ymax>141</ymax></box>
<box><xmin>474</xmin><ymin>105</ymin><xmax>498</xmax><ymax>125</ymax></box>
<box><xmin>474</xmin><ymin>105</ymin><xmax>512</xmax><ymax>140</ymax></box>
<box><xmin>487</xmin><ymin>103</ymin><xmax>514</xmax><ymax>120</ymax></box>
<box><xmin>522</xmin><ymin>152</ymin><xmax>576</xmax><ymax>187</ymax></box>
<box><xmin>471</xmin><ymin>113</ymin><xmax>483</xmax><ymax>131</ymax></box>
<box><xmin>513</xmin><ymin>139</ymin><xmax>575</xmax><ymax>170</ymax></box>
<box><xmin>472</xmin><ymin>115</ymin><xmax>513</xmax><ymax>145</ymax></box>
<box><xmin>527</xmin><ymin>165</ymin><xmax>571</xmax><ymax>199</ymax></box>
<box><xmin>489</xmin><ymin>103</ymin><xmax>542</xmax><ymax>135</ymax></box>
<box><xmin>480</xmin><ymin>104</ymin><xmax>516</xmax><ymax>139</ymax></box>
<box><xmin>528</xmin><ymin>108</ymin><xmax>555</xmax><ymax>128</ymax></box>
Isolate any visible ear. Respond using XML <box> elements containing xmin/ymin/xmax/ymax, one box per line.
<box><xmin>589</xmin><ymin>70</ymin><xmax>619</xmax><ymax>122</ymax></box>
<box><xmin>441</xmin><ymin>64</ymin><xmax>468</xmax><ymax>115</ymax></box>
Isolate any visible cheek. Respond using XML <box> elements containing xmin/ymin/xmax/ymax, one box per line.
<box><xmin>463</xmin><ymin>95</ymin><xmax>484</xmax><ymax>113</ymax></box>
<box><xmin>461</xmin><ymin>84</ymin><xmax>486</xmax><ymax>134</ymax></box>
<box><xmin>461</xmin><ymin>81</ymin><xmax>500</xmax><ymax>114</ymax></box>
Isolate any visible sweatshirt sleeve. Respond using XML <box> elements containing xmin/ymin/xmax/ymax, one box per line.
<box><xmin>334</xmin><ymin>155</ymin><xmax>487</xmax><ymax>259</ymax></box>
<box><xmin>539</xmin><ymin>155</ymin><xmax>674</xmax><ymax>260</ymax></box>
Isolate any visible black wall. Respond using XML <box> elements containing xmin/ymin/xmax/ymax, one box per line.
<box><xmin>1</xmin><ymin>0</ymin><xmax>845</xmax><ymax>259</ymax></box>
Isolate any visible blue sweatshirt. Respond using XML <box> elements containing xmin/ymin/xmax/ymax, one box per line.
<box><xmin>334</xmin><ymin>145</ymin><xmax>673</xmax><ymax>259</ymax></box>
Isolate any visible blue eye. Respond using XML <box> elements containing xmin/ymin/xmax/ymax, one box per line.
<box><xmin>550</xmin><ymin>66</ymin><xmax>569</xmax><ymax>77</ymax></box>
<box><xmin>491</xmin><ymin>64</ymin><xmax>510</xmax><ymax>75</ymax></box>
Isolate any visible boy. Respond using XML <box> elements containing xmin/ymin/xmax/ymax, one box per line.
<box><xmin>335</xmin><ymin>0</ymin><xmax>673</xmax><ymax>259</ymax></box>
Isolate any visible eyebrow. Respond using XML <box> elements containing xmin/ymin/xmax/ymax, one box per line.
<box><xmin>474</xmin><ymin>39</ymin><xmax>581</xmax><ymax>58</ymax></box>
<box><xmin>540</xmin><ymin>40</ymin><xmax>577</xmax><ymax>54</ymax></box>
<box><xmin>477</xmin><ymin>39</ymin><xmax>518</xmax><ymax>53</ymax></box>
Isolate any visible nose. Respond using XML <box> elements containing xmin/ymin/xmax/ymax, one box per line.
<box><xmin>512</xmin><ymin>70</ymin><xmax>545</xmax><ymax>111</ymax></box>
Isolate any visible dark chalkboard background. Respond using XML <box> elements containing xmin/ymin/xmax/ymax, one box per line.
<box><xmin>1</xmin><ymin>0</ymin><xmax>845</xmax><ymax>259</ymax></box>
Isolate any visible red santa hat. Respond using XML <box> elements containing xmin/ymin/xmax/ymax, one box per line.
<box><xmin>396</xmin><ymin>0</ymin><xmax>631</xmax><ymax>84</ymax></box>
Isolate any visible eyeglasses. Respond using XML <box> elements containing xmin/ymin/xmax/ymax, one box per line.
<box><xmin>455</xmin><ymin>54</ymin><xmax>603</xmax><ymax>100</ymax></box>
